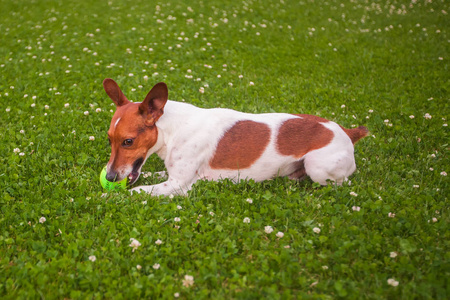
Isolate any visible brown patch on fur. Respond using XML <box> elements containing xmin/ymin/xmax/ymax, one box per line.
<box><xmin>210</xmin><ymin>120</ymin><xmax>271</xmax><ymax>169</ymax></box>
<box><xmin>294</xmin><ymin>114</ymin><xmax>330</xmax><ymax>123</ymax></box>
<box><xmin>296</xmin><ymin>114</ymin><xmax>368</xmax><ymax>144</ymax></box>
<box><xmin>277</xmin><ymin>116</ymin><xmax>333</xmax><ymax>158</ymax></box>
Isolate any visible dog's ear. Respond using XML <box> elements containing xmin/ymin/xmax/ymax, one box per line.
<box><xmin>139</xmin><ymin>82</ymin><xmax>169</xmax><ymax>126</ymax></box>
<box><xmin>103</xmin><ymin>78</ymin><xmax>130</xmax><ymax>107</ymax></box>
<box><xmin>139</xmin><ymin>82</ymin><xmax>168</xmax><ymax>126</ymax></box>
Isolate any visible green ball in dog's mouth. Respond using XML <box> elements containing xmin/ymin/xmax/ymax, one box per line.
<box><xmin>99</xmin><ymin>166</ymin><xmax>128</xmax><ymax>191</ymax></box>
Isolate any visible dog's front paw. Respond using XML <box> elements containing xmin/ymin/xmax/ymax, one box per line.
<box><xmin>130</xmin><ymin>186</ymin><xmax>150</xmax><ymax>195</ymax></box>
<box><xmin>153</xmin><ymin>171</ymin><xmax>168</xmax><ymax>178</ymax></box>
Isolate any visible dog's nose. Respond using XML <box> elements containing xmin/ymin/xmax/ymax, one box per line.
<box><xmin>106</xmin><ymin>171</ymin><xmax>119</xmax><ymax>182</ymax></box>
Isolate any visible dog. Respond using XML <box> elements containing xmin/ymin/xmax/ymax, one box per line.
<box><xmin>103</xmin><ymin>78</ymin><xmax>368</xmax><ymax>196</ymax></box>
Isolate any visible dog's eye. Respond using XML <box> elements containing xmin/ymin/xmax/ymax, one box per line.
<box><xmin>122</xmin><ymin>139</ymin><xmax>133</xmax><ymax>147</ymax></box>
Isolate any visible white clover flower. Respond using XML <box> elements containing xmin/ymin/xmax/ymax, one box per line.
<box><xmin>136</xmin><ymin>265</ymin><xmax>142</xmax><ymax>270</ymax></box>
<box><xmin>264</xmin><ymin>226</ymin><xmax>274</xmax><ymax>234</ymax></box>
<box><xmin>432</xmin><ymin>217</ymin><xmax>438</xmax><ymax>223</ymax></box>
<box><xmin>64</xmin><ymin>103</ymin><xmax>69</xmax><ymax>108</ymax></box>
<box><xmin>322</xmin><ymin>265</ymin><xmax>328</xmax><ymax>270</ymax></box>
<box><xmin>413</xmin><ymin>185</ymin><xmax>419</xmax><ymax>188</ymax></box>
<box><xmin>350</xmin><ymin>191</ymin><xmax>358</xmax><ymax>197</ymax></box>
<box><xmin>341</xmin><ymin>104</ymin><xmax>346</xmax><ymax>108</ymax></box>
<box><xmin>387</xmin><ymin>278</ymin><xmax>399</xmax><ymax>287</ymax></box>
<box><xmin>182</xmin><ymin>275</ymin><xmax>194</xmax><ymax>287</ymax></box>
<box><xmin>246</xmin><ymin>198</ymin><xmax>253</xmax><ymax>204</ymax></box>
<box><xmin>209</xmin><ymin>211</ymin><xmax>214</xmax><ymax>216</ymax></box>
<box><xmin>89</xmin><ymin>255</ymin><xmax>96</xmax><ymax>262</ymax></box>
<box><xmin>199</xmin><ymin>87</ymin><xmax>205</xmax><ymax>94</ymax></box>
<box><xmin>155</xmin><ymin>239</ymin><xmax>162</xmax><ymax>245</ymax></box>
<box><xmin>440</xmin><ymin>171</ymin><xmax>447</xmax><ymax>176</ymax></box>
<box><xmin>249</xmin><ymin>81</ymin><xmax>254</xmax><ymax>86</ymax></box>
<box><xmin>177</xmin><ymin>205</ymin><xmax>182</xmax><ymax>210</ymax></box>
<box><xmin>409</xmin><ymin>115</ymin><xmax>415</xmax><ymax>119</ymax></box>
<box><xmin>19</xmin><ymin>152</ymin><xmax>25</xmax><ymax>156</ymax></box>
<box><xmin>174</xmin><ymin>217</ymin><xmax>181</xmax><ymax>222</ymax></box>
<box><xmin>13</xmin><ymin>148</ymin><xmax>20</xmax><ymax>153</ymax></box>
<box><xmin>238</xmin><ymin>75</ymin><xmax>243</xmax><ymax>79</ymax></box>
<box><xmin>96</xmin><ymin>108</ymin><xmax>101</xmax><ymax>113</ymax></box>
<box><xmin>313</xmin><ymin>227</ymin><xmax>321</xmax><ymax>234</ymax></box>
<box><xmin>39</xmin><ymin>217</ymin><xmax>46</xmax><ymax>223</ymax></box>
<box><xmin>89</xmin><ymin>136</ymin><xmax>95</xmax><ymax>141</ymax></box>
<box><xmin>45</xmin><ymin>105</ymin><xmax>49</xmax><ymax>109</ymax></box>
<box><xmin>31</xmin><ymin>103</ymin><xmax>36</xmax><ymax>107</ymax></box>
<box><xmin>424</xmin><ymin>113</ymin><xmax>432</xmax><ymax>119</ymax></box>
<box><xmin>243</xmin><ymin>217</ymin><xmax>251</xmax><ymax>223</ymax></box>
<box><xmin>153</xmin><ymin>263</ymin><xmax>160</xmax><ymax>269</ymax></box>
<box><xmin>129</xmin><ymin>238</ymin><xmax>141</xmax><ymax>252</ymax></box>
<box><xmin>174</xmin><ymin>293</ymin><xmax>180</xmax><ymax>298</ymax></box>
<box><xmin>276</xmin><ymin>232</ymin><xmax>284</xmax><ymax>238</ymax></box>
<box><xmin>388</xmin><ymin>212</ymin><xmax>396</xmax><ymax>218</ymax></box>
<box><xmin>84</xmin><ymin>111</ymin><xmax>89</xmax><ymax>115</ymax></box>
<box><xmin>390</xmin><ymin>252</ymin><xmax>397</xmax><ymax>258</ymax></box>
<box><xmin>352</xmin><ymin>206</ymin><xmax>361</xmax><ymax>212</ymax></box>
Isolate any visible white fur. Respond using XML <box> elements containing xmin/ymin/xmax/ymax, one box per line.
<box><xmin>130</xmin><ymin>101</ymin><xmax>358</xmax><ymax>196</ymax></box>
<box><xmin>114</xmin><ymin>117</ymin><xmax>121</xmax><ymax>129</ymax></box>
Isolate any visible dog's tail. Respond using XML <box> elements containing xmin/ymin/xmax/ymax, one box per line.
<box><xmin>342</xmin><ymin>126</ymin><xmax>369</xmax><ymax>144</ymax></box>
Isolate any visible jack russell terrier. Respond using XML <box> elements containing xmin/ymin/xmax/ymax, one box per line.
<box><xmin>103</xmin><ymin>78</ymin><xmax>368</xmax><ymax>196</ymax></box>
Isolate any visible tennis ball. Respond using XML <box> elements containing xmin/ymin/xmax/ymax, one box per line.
<box><xmin>99</xmin><ymin>166</ymin><xmax>128</xmax><ymax>191</ymax></box>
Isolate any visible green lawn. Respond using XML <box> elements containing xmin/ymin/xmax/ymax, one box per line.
<box><xmin>0</xmin><ymin>0</ymin><xmax>448</xmax><ymax>298</ymax></box>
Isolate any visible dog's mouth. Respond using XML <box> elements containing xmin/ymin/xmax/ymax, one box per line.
<box><xmin>127</xmin><ymin>157</ymin><xmax>144</xmax><ymax>185</ymax></box>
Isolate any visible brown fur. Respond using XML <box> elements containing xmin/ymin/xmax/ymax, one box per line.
<box><xmin>277</xmin><ymin>117</ymin><xmax>334</xmax><ymax>158</ymax></box>
<box><xmin>210</xmin><ymin>120</ymin><xmax>271</xmax><ymax>169</ymax></box>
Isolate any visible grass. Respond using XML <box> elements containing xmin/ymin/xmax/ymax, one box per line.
<box><xmin>0</xmin><ymin>0</ymin><xmax>448</xmax><ymax>298</ymax></box>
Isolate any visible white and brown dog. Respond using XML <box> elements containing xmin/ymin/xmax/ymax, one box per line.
<box><xmin>103</xmin><ymin>78</ymin><xmax>368</xmax><ymax>196</ymax></box>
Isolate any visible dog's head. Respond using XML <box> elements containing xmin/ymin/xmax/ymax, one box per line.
<box><xmin>103</xmin><ymin>78</ymin><xmax>168</xmax><ymax>184</ymax></box>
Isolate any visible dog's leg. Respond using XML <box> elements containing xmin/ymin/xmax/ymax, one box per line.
<box><xmin>131</xmin><ymin>163</ymin><xmax>200</xmax><ymax>196</ymax></box>
<box><xmin>287</xmin><ymin>159</ymin><xmax>308</xmax><ymax>181</ymax></box>
<box><xmin>304</xmin><ymin>149</ymin><xmax>356</xmax><ymax>185</ymax></box>
<box><xmin>130</xmin><ymin>177</ymin><xmax>192</xmax><ymax>196</ymax></box>
<box><xmin>153</xmin><ymin>171</ymin><xmax>167</xmax><ymax>178</ymax></box>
